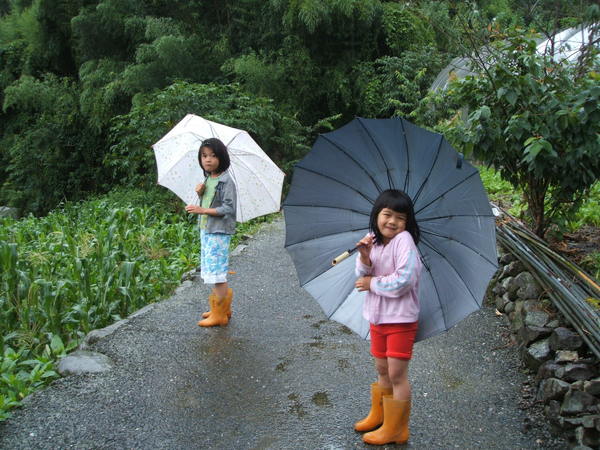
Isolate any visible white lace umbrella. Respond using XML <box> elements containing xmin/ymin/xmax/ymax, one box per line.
<box><xmin>152</xmin><ymin>114</ymin><xmax>285</xmax><ymax>222</ymax></box>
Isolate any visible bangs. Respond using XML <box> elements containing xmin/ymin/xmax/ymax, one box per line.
<box><xmin>377</xmin><ymin>195</ymin><xmax>413</xmax><ymax>215</ymax></box>
<box><xmin>369</xmin><ymin>189</ymin><xmax>420</xmax><ymax>245</ymax></box>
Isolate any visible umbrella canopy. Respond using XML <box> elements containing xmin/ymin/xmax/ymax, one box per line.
<box><xmin>283</xmin><ymin>117</ymin><xmax>498</xmax><ymax>341</ymax></box>
<box><xmin>152</xmin><ymin>114</ymin><xmax>285</xmax><ymax>222</ymax></box>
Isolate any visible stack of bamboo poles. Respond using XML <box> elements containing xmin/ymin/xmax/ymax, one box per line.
<box><xmin>494</xmin><ymin>206</ymin><xmax>600</xmax><ymax>359</ymax></box>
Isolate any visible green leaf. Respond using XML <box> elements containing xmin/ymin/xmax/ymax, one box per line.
<box><xmin>505</xmin><ymin>90</ymin><xmax>517</xmax><ymax>106</ymax></box>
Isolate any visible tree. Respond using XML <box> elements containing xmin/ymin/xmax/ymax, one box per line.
<box><xmin>106</xmin><ymin>81</ymin><xmax>310</xmax><ymax>189</ymax></box>
<box><xmin>353</xmin><ymin>48</ymin><xmax>443</xmax><ymax>119</ymax></box>
<box><xmin>444</xmin><ymin>29</ymin><xmax>599</xmax><ymax>236</ymax></box>
<box><xmin>1</xmin><ymin>75</ymin><xmax>107</xmax><ymax>214</ymax></box>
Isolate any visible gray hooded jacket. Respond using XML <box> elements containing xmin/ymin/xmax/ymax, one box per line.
<box><xmin>200</xmin><ymin>171</ymin><xmax>237</xmax><ymax>235</ymax></box>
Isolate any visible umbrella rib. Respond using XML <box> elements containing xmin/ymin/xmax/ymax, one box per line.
<box><xmin>357</xmin><ymin>118</ymin><xmax>395</xmax><ymax>189</ymax></box>
<box><xmin>207</xmin><ymin>120</ymin><xmax>218</xmax><ymax>140</ymax></box>
<box><xmin>283</xmin><ymin>204</ymin><xmax>370</xmax><ymax>216</ymax></box>
<box><xmin>224</xmin><ymin>130</ymin><xmax>243</xmax><ymax>148</ymax></box>
<box><xmin>415</xmin><ymin>171</ymin><xmax>479</xmax><ymax>215</ymax></box>
<box><xmin>419</xmin><ymin>236</ymin><xmax>482</xmax><ymax>311</ymax></box>
<box><xmin>399</xmin><ymin>119</ymin><xmax>410</xmax><ymax>192</ymax></box>
<box><xmin>284</xmin><ymin>225</ymin><xmax>369</xmax><ymax>249</ymax></box>
<box><xmin>418</xmin><ymin>213</ymin><xmax>496</xmax><ymax>222</ymax></box>
<box><xmin>412</xmin><ymin>135</ymin><xmax>444</xmax><ymax>205</ymax></box>
<box><xmin>227</xmin><ymin>150</ymin><xmax>282</xmax><ymax>218</ymax></box>
<box><xmin>290</xmin><ymin>166</ymin><xmax>377</xmax><ymax>204</ymax></box>
<box><xmin>154</xmin><ymin>131</ymin><xmax>208</xmax><ymax>177</ymax></box>
<box><xmin>420</xmin><ymin>228</ymin><xmax>499</xmax><ymax>269</ymax></box>
<box><xmin>416</xmin><ymin>242</ymin><xmax>449</xmax><ymax>329</ymax></box>
<box><xmin>320</xmin><ymin>135</ymin><xmax>384</xmax><ymax>193</ymax></box>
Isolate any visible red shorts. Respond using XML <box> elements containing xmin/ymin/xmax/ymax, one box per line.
<box><xmin>370</xmin><ymin>322</ymin><xmax>418</xmax><ymax>360</ymax></box>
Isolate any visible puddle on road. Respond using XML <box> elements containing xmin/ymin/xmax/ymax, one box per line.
<box><xmin>275</xmin><ymin>357</ymin><xmax>291</xmax><ymax>372</ymax></box>
<box><xmin>311</xmin><ymin>391</ymin><xmax>331</xmax><ymax>407</ymax></box>
<box><xmin>311</xmin><ymin>319</ymin><xmax>328</xmax><ymax>329</ymax></box>
<box><xmin>338</xmin><ymin>325</ymin><xmax>353</xmax><ymax>335</ymax></box>
<box><xmin>175</xmin><ymin>383</ymin><xmax>201</xmax><ymax>409</ymax></box>
<box><xmin>288</xmin><ymin>393</ymin><xmax>307</xmax><ymax>417</ymax></box>
<box><xmin>337</xmin><ymin>358</ymin><xmax>350</xmax><ymax>370</ymax></box>
<box><xmin>198</xmin><ymin>336</ymin><xmax>248</xmax><ymax>355</ymax></box>
<box><xmin>252</xmin><ymin>435</ymin><xmax>278</xmax><ymax>449</ymax></box>
<box><xmin>442</xmin><ymin>371</ymin><xmax>465</xmax><ymax>390</ymax></box>
<box><xmin>308</xmin><ymin>341</ymin><xmax>326</xmax><ymax>349</ymax></box>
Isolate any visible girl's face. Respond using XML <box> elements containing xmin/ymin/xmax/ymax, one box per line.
<box><xmin>200</xmin><ymin>147</ymin><xmax>220</xmax><ymax>174</ymax></box>
<box><xmin>377</xmin><ymin>208</ymin><xmax>407</xmax><ymax>243</ymax></box>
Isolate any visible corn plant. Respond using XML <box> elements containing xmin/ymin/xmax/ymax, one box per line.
<box><xmin>0</xmin><ymin>194</ymin><xmax>200</xmax><ymax>419</ymax></box>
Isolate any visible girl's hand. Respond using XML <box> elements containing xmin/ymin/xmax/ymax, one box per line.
<box><xmin>185</xmin><ymin>205</ymin><xmax>205</xmax><ymax>214</ymax></box>
<box><xmin>357</xmin><ymin>235</ymin><xmax>373</xmax><ymax>265</ymax></box>
<box><xmin>195</xmin><ymin>183</ymin><xmax>205</xmax><ymax>195</ymax></box>
<box><xmin>355</xmin><ymin>276</ymin><xmax>372</xmax><ymax>292</ymax></box>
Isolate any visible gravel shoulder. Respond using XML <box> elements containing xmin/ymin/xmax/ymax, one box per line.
<box><xmin>0</xmin><ymin>217</ymin><xmax>565</xmax><ymax>449</ymax></box>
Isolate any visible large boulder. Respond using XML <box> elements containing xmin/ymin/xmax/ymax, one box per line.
<box><xmin>514</xmin><ymin>272</ymin><xmax>541</xmax><ymax>300</ymax></box>
<box><xmin>518</xmin><ymin>326</ymin><xmax>552</xmax><ymax>346</ymax></box>
<box><xmin>559</xmin><ymin>363</ymin><xmax>596</xmax><ymax>383</ymax></box>
<box><xmin>501</xmin><ymin>276</ymin><xmax>520</xmax><ymax>300</ymax></box>
<box><xmin>584</xmin><ymin>378</ymin><xmax>600</xmax><ymax>396</ymax></box>
<box><xmin>57</xmin><ymin>350</ymin><xmax>114</xmax><ymax>376</ymax></box>
<box><xmin>561</xmin><ymin>390</ymin><xmax>599</xmax><ymax>416</ymax></box>
<box><xmin>575</xmin><ymin>425</ymin><xmax>600</xmax><ymax>448</ymax></box>
<box><xmin>537</xmin><ymin>361</ymin><xmax>562</xmax><ymax>380</ymax></box>
<box><xmin>522</xmin><ymin>338</ymin><xmax>552</xmax><ymax>371</ymax></box>
<box><xmin>550</xmin><ymin>327</ymin><xmax>584</xmax><ymax>351</ymax></box>
<box><xmin>524</xmin><ymin>310</ymin><xmax>551</xmax><ymax>328</ymax></box>
<box><xmin>502</xmin><ymin>260</ymin><xmax>525</xmax><ymax>278</ymax></box>
<box><xmin>536</xmin><ymin>378</ymin><xmax>571</xmax><ymax>402</ymax></box>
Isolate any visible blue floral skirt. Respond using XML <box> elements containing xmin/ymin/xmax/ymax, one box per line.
<box><xmin>199</xmin><ymin>230</ymin><xmax>232</xmax><ymax>284</ymax></box>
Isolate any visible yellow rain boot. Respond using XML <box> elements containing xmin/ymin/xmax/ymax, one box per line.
<box><xmin>362</xmin><ymin>396</ymin><xmax>411</xmax><ymax>445</ymax></box>
<box><xmin>224</xmin><ymin>288</ymin><xmax>233</xmax><ymax>319</ymax></box>
<box><xmin>198</xmin><ymin>293</ymin><xmax>229</xmax><ymax>327</ymax></box>
<box><xmin>200</xmin><ymin>293</ymin><xmax>216</xmax><ymax>319</ymax></box>
<box><xmin>354</xmin><ymin>383</ymin><xmax>393</xmax><ymax>432</ymax></box>
<box><xmin>201</xmin><ymin>288</ymin><xmax>233</xmax><ymax>319</ymax></box>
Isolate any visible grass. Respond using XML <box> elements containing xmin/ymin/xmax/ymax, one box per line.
<box><xmin>478</xmin><ymin>165</ymin><xmax>600</xmax><ymax>279</ymax></box>
<box><xmin>478</xmin><ymin>166</ymin><xmax>526</xmax><ymax>217</ymax></box>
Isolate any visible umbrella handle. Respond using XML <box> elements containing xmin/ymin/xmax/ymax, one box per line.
<box><xmin>331</xmin><ymin>245</ymin><xmax>364</xmax><ymax>266</ymax></box>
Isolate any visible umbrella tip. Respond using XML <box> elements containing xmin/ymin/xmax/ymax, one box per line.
<box><xmin>456</xmin><ymin>153</ymin><xmax>464</xmax><ymax>169</ymax></box>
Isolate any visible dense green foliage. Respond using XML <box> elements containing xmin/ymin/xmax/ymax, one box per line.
<box><xmin>415</xmin><ymin>3</ymin><xmax>599</xmax><ymax>236</ymax></box>
<box><xmin>0</xmin><ymin>0</ymin><xmax>474</xmax><ymax>214</ymax></box>
<box><xmin>452</xmin><ymin>33</ymin><xmax>599</xmax><ymax>236</ymax></box>
<box><xmin>1</xmin><ymin>0</ymin><xmax>596</xmax><ymax>221</ymax></box>
<box><xmin>106</xmin><ymin>81</ymin><xmax>310</xmax><ymax>188</ymax></box>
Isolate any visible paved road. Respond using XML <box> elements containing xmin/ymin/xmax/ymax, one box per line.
<box><xmin>0</xmin><ymin>218</ymin><xmax>563</xmax><ymax>449</ymax></box>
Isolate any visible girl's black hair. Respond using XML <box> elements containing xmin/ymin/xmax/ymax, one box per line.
<box><xmin>369</xmin><ymin>189</ymin><xmax>420</xmax><ymax>245</ymax></box>
<box><xmin>198</xmin><ymin>138</ymin><xmax>230</xmax><ymax>175</ymax></box>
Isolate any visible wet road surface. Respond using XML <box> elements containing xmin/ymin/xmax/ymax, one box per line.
<box><xmin>0</xmin><ymin>218</ymin><xmax>562</xmax><ymax>449</ymax></box>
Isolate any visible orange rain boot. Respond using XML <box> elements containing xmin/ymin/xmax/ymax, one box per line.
<box><xmin>224</xmin><ymin>288</ymin><xmax>233</xmax><ymax>319</ymax></box>
<box><xmin>354</xmin><ymin>383</ymin><xmax>393</xmax><ymax>432</ymax></box>
<box><xmin>201</xmin><ymin>293</ymin><xmax>216</xmax><ymax>319</ymax></box>
<box><xmin>198</xmin><ymin>293</ymin><xmax>229</xmax><ymax>327</ymax></box>
<box><xmin>362</xmin><ymin>396</ymin><xmax>411</xmax><ymax>445</ymax></box>
<box><xmin>202</xmin><ymin>288</ymin><xmax>233</xmax><ymax>319</ymax></box>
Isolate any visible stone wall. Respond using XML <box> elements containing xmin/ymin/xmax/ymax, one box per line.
<box><xmin>490</xmin><ymin>249</ymin><xmax>600</xmax><ymax>449</ymax></box>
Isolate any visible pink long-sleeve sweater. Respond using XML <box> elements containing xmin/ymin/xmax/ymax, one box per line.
<box><xmin>355</xmin><ymin>231</ymin><xmax>422</xmax><ymax>325</ymax></box>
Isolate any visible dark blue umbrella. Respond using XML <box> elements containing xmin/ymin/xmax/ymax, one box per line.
<box><xmin>283</xmin><ymin>117</ymin><xmax>498</xmax><ymax>341</ymax></box>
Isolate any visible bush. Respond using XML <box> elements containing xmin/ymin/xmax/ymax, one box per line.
<box><xmin>105</xmin><ymin>81</ymin><xmax>310</xmax><ymax>188</ymax></box>
<box><xmin>1</xmin><ymin>75</ymin><xmax>107</xmax><ymax>215</ymax></box>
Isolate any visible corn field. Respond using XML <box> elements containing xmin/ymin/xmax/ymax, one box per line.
<box><xmin>0</xmin><ymin>198</ymin><xmax>199</xmax><ymax>420</ymax></box>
